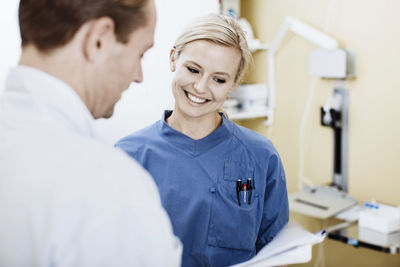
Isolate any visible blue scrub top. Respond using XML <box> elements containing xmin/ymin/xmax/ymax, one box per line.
<box><xmin>116</xmin><ymin>111</ymin><xmax>289</xmax><ymax>267</ymax></box>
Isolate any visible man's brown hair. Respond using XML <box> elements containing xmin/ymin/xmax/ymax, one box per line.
<box><xmin>19</xmin><ymin>0</ymin><xmax>148</xmax><ymax>52</ymax></box>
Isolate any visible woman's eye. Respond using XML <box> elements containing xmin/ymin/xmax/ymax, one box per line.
<box><xmin>214</xmin><ymin>78</ymin><xmax>226</xmax><ymax>84</ymax></box>
<box><xmin>187</xmin><ymin>67</ymin><xmax>199</xmax><ymax>74</ymax></box>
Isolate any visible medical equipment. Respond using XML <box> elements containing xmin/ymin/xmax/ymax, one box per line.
<box><xmin>359</xmin><ymin>201</ymin><xmax>400</xmax><ymax>234</ymax></box>
<box><xmin>289</xmin><ymin>82</ymin><xmax>358</xmax><ymax>219</ymax></box>
<box><xmin>326</xmin><ymin>202</ymin><xmax>400</xmax><ymax>254</ymax></box>
<box><xmin>266</xmin><ymin>15</ymin><xmax>358</xmax><ymax>123</ymax></box>
<box><xmin>321</xmin><ymin>86</ymin><xmax>349</xmax><ymax>191</ymax></box>
<box><xmin>284</xmin><ymin>18</ymin><xmax>358</xmax><ymax>219</ymax></box>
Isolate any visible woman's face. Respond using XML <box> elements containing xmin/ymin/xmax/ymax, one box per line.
<box><xmin>170</xmin><ymin>40</ymin><xmax>241</xmax><ymax>120</ymax></box>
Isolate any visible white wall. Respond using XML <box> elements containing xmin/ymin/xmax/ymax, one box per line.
<box><xmin>0</xmin><ymin>0</ymin><xmax>21</xmax><ymax>94</ymax></box>
<box><xmin>0</xmin><ymin>0</ymin><xmax>218</xmax><ymax>144</ymax></box>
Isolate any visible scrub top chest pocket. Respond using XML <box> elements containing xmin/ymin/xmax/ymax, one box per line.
<box><xmin>208</xmin><ymin>160</ymin><xmax>261</xmax><ymax>251</ymax></box>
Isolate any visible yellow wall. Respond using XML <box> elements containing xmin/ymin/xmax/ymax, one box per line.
<box><xmin>238</xmin><ymin>0</ymin><xmax>400</xmax><ymax>265</ymax></box>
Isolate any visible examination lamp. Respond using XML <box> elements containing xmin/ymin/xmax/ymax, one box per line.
<box><xmin>269</xmin><ymin>17</ymin><xmax>359</xmax><ymax>219</ymax></box>
<box><xmin>253</xmin><ymin>16</ymin><xmax>358</xmax><ymax>219</ymax></box>
<box><xmin>266</xmin><ymin>16</ymin><xmax>339</xmax><ymax>126</ymax></box>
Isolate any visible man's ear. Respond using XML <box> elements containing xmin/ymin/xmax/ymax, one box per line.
<box><xmin>169</xmin><ymin>48</ymin><xmax>176</xmax><ymax>72</ymax></box>
<box><xmin>83</xmin><ymin>17</ymin><xmax>116</xmax><ymax>61</ymax></box>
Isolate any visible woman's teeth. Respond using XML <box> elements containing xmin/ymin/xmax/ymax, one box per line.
<box><xmin>187</xmin><ymin>92</ymin><xmax>207</xmax><ymax>104</ymax></box>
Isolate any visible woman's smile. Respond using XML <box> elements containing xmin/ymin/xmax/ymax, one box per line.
<box><xmin>184</xmin><ymin>90</ymin><xmax>210</xmax><ymax>104</ymax></box>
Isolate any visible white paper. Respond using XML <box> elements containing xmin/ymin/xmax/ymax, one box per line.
<box><xmin>240</xmin><ymin>244</ymin><xmax>312</xmax><ymax>267</ymax></box>
<box><xmin>231</xmin><ymin>221</ymin><xmax>325</xmax><ymax>267</ymax></box>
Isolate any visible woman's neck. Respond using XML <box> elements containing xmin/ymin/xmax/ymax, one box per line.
<box><xmin>167</xmin><ymin>109</ymin><xmax>222</xmax><ymax>140</ymax></box>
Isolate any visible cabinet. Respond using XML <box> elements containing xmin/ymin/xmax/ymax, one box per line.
<box><xmin>219</xmin><ymin>1</ymin><xmax>271</xmax><ymax>122</ymax></box>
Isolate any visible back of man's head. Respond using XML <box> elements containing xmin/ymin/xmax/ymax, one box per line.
<box><xmin>19</xmin><ymin>0</ymin><xmax>148</xmax><ymax>53</ymax></box>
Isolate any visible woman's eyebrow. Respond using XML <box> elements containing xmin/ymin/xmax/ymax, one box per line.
<box><xmin>185</xmin><ymin>60</ymin><xmax>202</xmax><ymax>69</ymax></box>
<box><xmin>214</xmin><ymin>71</ymin><xmax>230</xmax><ymax>78</ymax></box>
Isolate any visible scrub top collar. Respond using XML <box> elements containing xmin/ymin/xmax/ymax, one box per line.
<box><xmin>159</xmin><ymin>110</ymin><xmax>233</xmax><ymax>157</ymax></box>
<box><xmin>5</xmin><ymin>66</ymin><xmax>97</xmax><ymax>139</ymax></box>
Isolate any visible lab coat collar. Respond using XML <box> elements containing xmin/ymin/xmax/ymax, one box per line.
<box><xmin>5</xmin><ymin>66</ymin><xmax>97</xmax><ymax>139</ymax></box>
<box><xmin>158</xmin><ymin>110</ymin><xmax>233</xmax><ymax>157</ymax></box>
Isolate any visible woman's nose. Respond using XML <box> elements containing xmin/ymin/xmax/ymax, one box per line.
<box><xmin>194</xmin><ymin>77</ymin><xmax>208</xmax><ymax>93</ymax></box>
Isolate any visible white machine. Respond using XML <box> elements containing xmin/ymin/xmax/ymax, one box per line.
<box><xmin>267</xmin><ymin>17</ymin><xmax>359</xmax><ymax>219</ymax></box>
<box><xmin>289</xmin><ymin>46</ymin><xmax>358</xmax><ymax>219</ymax></box>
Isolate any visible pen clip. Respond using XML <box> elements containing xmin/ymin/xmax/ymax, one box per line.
<box><xmin>243</xmin><ymin>183</ymin><xmax>247</xmax><ymax>203</ymax></box>
<box><xmin>246</xmin><ymin>178</ymin><xmax>252</xmax><ymax>205</ymax></box>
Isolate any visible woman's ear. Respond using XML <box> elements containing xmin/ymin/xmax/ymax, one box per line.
<box><xmin>169</xmin><ymin>48</ymin><xmax>176</xmax><ymax>72</ymax></box>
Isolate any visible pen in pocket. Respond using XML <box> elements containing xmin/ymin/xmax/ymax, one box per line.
<box><xmin>247</xmin><ymin>178</ymin><xmax>252</xmax><ymax>205</ymax></box>
<box><xmin>236</xmin><ymin>179</ymin><xmax>242</xmax><ymax>206</ymax></box>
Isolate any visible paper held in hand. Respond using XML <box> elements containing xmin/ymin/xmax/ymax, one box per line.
<box><xmin>231</xmin><ymin>221</ymin><xmax>326</xmax><ymax>267</ymax></box>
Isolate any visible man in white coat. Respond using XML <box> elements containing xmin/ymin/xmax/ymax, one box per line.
<box><xmin>0</xmin><ymin>0</ymin><xmax>182</xmax><ymax>266</ymax></box>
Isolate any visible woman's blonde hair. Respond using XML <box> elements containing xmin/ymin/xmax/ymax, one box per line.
<box><xmin>172</xmin><ymin>14</ymin><xmax>252</xmax><ymax>83</ymax></box>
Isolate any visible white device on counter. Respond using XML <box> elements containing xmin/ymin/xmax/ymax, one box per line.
<box><xmin>359</xmin><ymin>201</ymin><xmax>400</xmax><ymax>234</ymax></box>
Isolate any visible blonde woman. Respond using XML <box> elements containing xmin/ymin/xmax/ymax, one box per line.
<box><xmin>116</xmin><ymin>14</ymin><xmax>289</xmax><ymax>267</ymax></box>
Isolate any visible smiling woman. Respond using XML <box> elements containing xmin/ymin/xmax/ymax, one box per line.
<box><xmin>116</xmin><ymin>14</ymin><xmax>289</xmax><ymax>267</ymax></box>
<box><xmin>168</xmin><ymin>40</ymin><xmax>241</xmax><ymax>136</ymax></box>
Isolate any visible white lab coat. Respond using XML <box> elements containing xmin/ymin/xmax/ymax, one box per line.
<box><xmin>0</xmin><ymin>66</ymin><xmax>182</xmax><ymax>267</ymax></box>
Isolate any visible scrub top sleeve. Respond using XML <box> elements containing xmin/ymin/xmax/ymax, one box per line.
<box><xmin>256</xmin><ymin>153</ymin><xmax>289</xmax><ymax>253</ymax></box>
<box><xmin>115</xmin><ymin>140</ymin><xmax>144</xmax><ymax>161</ymax></box>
